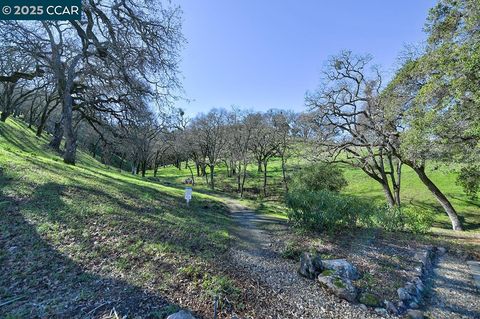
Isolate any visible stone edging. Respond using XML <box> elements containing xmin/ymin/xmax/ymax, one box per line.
<box><xmin>298</xmin><ymin>246</ymin><xmax>446</xmax><ymax>318</ymax></box>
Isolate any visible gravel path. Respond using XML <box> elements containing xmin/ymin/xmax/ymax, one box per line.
<box><xmin>425</xmin><ymin>254</ymin><xmax>480</xmax><ymax>319</ymax></box>
<box><xmin>226</xmin><ymin>201</ymin><xmax>385</xmax><ymax>319</ymax></box>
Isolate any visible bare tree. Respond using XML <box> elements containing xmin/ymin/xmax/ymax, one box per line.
<box><xmin>190</xmin><ymin>109</ymin><xmax>228</xmax><ymax>190</ymax></box>
<box><xmin>1</xmin><ymin>0</ymin><xmax>184</xmax><ymax>164</ymax></box>
<box><xmin>306</xmin><ymin>51</ymin><xmax>402</xmax><ymax>207</ymax></box>
<box><xmin>249</xmin><ymin>112</ymin><xmax>282</xmax><ymax>197</ymax></box>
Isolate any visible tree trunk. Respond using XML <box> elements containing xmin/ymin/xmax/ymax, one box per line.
<box><xmin>263</xmin><ymin>160</ymin><xmax>268</xmax><ymax>197</ymax></box>
<box><xmin>394</xmin><ymin>162</ymin><xmax>402</xmax><ymax>206</ymax></box>
<box><xmin>0</xmin><ymin>111</ymin><xmax>10</xmax><ymax>122</ymax></box>
<box><xmin>49</xmin><ymin>116</ymin><xmax>64</xmax><ymax>151</ymax></box>
<box><xmin>224</xmin><ymin>160</ymin><xmax>230</xmax><ymax>177</ymax></box>
<box><xmin>62</xmin><ymin>96</ymin><xmax>77</xmax><ymax>165</ymax></box>
<box><xmin>412</xmin><ymin>165</ymin><xmax>463</xmax><ymax>231</ymax></box>
<box><xmin>196</xmin><ymin>163</ymin><xmax>200</xmax><ymax>177</ymax></box>
<box><xmin>281</xmin><ymin>154</ymin><xmax>288</xmax><ymax>193</ymax></box>
<box><xmin>141</xmin><ymin>160</ymin><xmax>146</xmax><ymax>177</ymax></box>
<box><xmin>57</xmin><ymin>53</ymin><xmax>81</xmax><ymax>165</ymax></box>
<box><xmin>119</xmin><ymin>156</ymin><xmax>124</xmax><ymax>172</ymax></box>
<box><xmin>257</xmin><ymin>160</ymin><xmax>263</xmax><ymax>173</ymax></box>
<box><xmin>381</xmin><ymin>182</ymin><xmax>396</xmax><ymax>208</ymax></box>
<box><xmin>28</xmin><ymin>109</ymin><xmax>35</xmax><ymax>128</ymax></box>
<box><xmin>186</xmin><ymin>163</ymin><xmax>195</xmax><ymax>185</ymax></box>
<box><xmin>210</xmin><ymin>164</ymin><xmax>215</xmax><ymax>189</ymax></box>
<box><xmin>237</xmin><ymin>162</ymin><xmax>242</xmax><ymax>193</ymax></box>
<box><xmin>241</xmin><ymin>160</ymin><xmax>248</xmax><ymax>198</ymax></box>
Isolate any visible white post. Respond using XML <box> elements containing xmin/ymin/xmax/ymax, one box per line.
<box><xmin>185</xmin><ymin>187</ymin><xmax>192</xmax><ymax>206</ymax></box>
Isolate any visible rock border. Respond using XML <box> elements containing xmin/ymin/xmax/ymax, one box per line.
<box><xmin>298</xmin><ymin>246</ymin><xmax>446</xmax><ymax>318</ymax></box>
<box><xmin>391</xmin><ymin>246</ymin><xmax>444</xmax><ymax>316</ymax></box>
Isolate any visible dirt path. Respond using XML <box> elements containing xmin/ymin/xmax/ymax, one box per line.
<box><xmin>424</xmin><ymin>254</ymin><xmax>480</xmax><ymax>319</ymax></box>
<box><xmin>225</xmin><ymin>200</ymin><xmax>383</xmax><ymax>319</ymax></box>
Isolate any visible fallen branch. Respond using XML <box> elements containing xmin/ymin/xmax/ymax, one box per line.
<box><xmin>0</xmin><ymin>295</ymin><xmax>25</xmax><ymax>308</ymax></box>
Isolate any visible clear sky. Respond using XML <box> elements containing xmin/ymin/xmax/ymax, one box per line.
<box><xmin>176</xmin><ymin>0</ymin><xmax>437</xmax><ymax>116</ymax></box>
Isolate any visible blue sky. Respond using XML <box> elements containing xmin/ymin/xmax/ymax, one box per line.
<box><xmin>176</xmin><ymin>0</ymin><xmax>436</xmax><ymax>116</ymax></box>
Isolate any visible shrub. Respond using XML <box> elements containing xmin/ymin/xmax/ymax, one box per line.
<box><xmin>373</xmin><ymin>205</ymin><xmax>434</xmax><ymax>234</ymax></box>
<box><xmin>280</xmin><ymin>241</ymin><xmax>303</xmax><ymax>260</ymax></box>
<box><xmin>289</xmin><ymin>163</ymin><xmax>348</xmax><ymax>193</ymax></box>
<box><xmin>456</xmin><ymin>166</ymin><xmax>480</xmax><ymax>200</ymax></box>
<box><xmin>402</xmin><ymin>206</ymin><xmax>435</xmax><ymax>234</ymax></box>
<box><xmin>373</xmin><ymin>206</ymin><xmax>405</xmax><ymax>232</ymax></box>
<box><xmin>285</xmin><ymin>189</ymin><xmax>375</xmax><ymax>232</ymax></box>
<box><xmin>286</xmin><ymin>188</ymin><xmax>434</xmax><ymax>234</ymax></box>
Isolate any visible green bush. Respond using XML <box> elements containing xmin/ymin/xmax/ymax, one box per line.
<box><xmin>373</xmin><ymin>206</ymin><xmax>405</xmax><ymax>232</ymax></box>
<box><xmin>285</xmin><ymin>189</ymin><xmax>374</xmax><ymax>232</ymax></box>
<box><xmin>402</xmin><ymin>206</ymin><xmax>435</xmax><ymax>234</ymax></box>
<box><xmin>373</xmin><ymin>205</ymin><xmax>434</xmax><ymax>234</ymax></box>
<box><xmin>456</xmin><ymin>165</ymin><xmax>480</xmax><ymax>200</ymax></box>
<box><xmin>289</xmin><ymin>163</ymin><xmax>348</xmax><ymax>193</ymax></box>
<box><xmin>286</xmin><ymin>188</ymin><xmax>434</xmax><ymax>234</ymax></box>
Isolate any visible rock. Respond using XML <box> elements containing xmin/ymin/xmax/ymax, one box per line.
<box><xmin>407</xmin><ymin>309</ymin><xmax>424</xmax><ymax>319</ymax></box>
<box><xmin>405</xmin><ymin>282</ymin><xmax>417</xmax><ymax>296</ymax></box>
<box><xmin>167</xmin><ymin>310</ymin><xmax>196</xmax><ymax>319</ymax></box>
<box><xmin>318</xmin><ymin>274</ymin><xmax>357</xmax><ymax>302</ymax></box>
<box><xmin>384</xmin><ymin>300</ymin><xmax>398</xmax><ymax>315</ymax></box>
<box><xmin>321</xmin><ymin>259</ymin><xmax>359</xmax><ymax>280</ymax></box>
<box><xmin>359</xmin><ymin>304</ymin><xmax>368</xmax><ymax>311</ymax></box>
<box><xmin>397</xmin><ymin>287</ymin><xmax>411</xmax><ymax>301</ymax></box>
<box><xmin>298</xmin><ymin>252</ymin><xmax>322</xmax><ymax>279</ymax></box>
<box><xmin>8</xmin><ymin>246</ymin><xmax>17</xmax><ymax>253</ymax></box>
<box><xmin>374</xmin><ymin>308</ymin><xmax>388</xmax><ymax>316</ymax></box>
<box><xmin>409</xmin><ymin>301</ymin><xmax>419</xmax><ymax>309</ymax></box>
<box><xmin>359</xmin><ymin>292</ymin><xmax>381</xmax><ymax>307</ymax></box>
<box><xmin>415</xmin><ymin>247</ymin><xmax>434</xmax><ymax>272</ymax></box>
<box><xmin>437</xmin><ymin>246</ymin><xmax>447</xmax><ymax>256</ymax></box>
<box><xmin>413</xmin><ymin>277</ymin><xmax>425</xmax><ymax>294</ymax></box>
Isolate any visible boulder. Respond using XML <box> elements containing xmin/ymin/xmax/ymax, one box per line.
<box><xmin>167</xmin><ymin>310</ymin><xmax>196</xmax><ymax>319</ymax></box>
<box><xmin>409</xmin><ymin>301</ymin><xmax>419</xmax><ymax>309</ymax></box>
<box><xmin>413</xmin><ymin>277</ymin><xmax>424</xmax><ymax>294</ymax></box>
<box><xmin>298</xmin><ymin>252</ymin><xmax>322</xmax><ymax>279</ymax></box>
<box><xmin>415</xmin><ymin>247</ymin><xmax>433</xmax><ymax>272</ymax></box>
<box><xmin>437</xmin><ymin>246</ymin><xmax>447</xmax><ymax>256</ymax></box>
<box><xmin>397</xmin><ymin>287</ymin><xmax>411</xmax><ymax>302</ymax></box>
<box><xmin>321</xmin><ymin>259</ymin><xmax>359</xmax><ymax>280</ymax></box>
<box><xmin>384</xmin><ymin>300</ymin><xmax>398</xmax><ymax>315</ymax></box>
<box><xmin>407</xmin><ymin>309</ymin><xmax>424</xmax><ymax>319</ymax></box>
<box><xmin>405</xmin><ymin>282</ymin><xmax>417</xmax><ymax>296</ymax></box>
<box><xmin>374</xmin><ymin>308</ymin><xmax>388</xmax><ymax>316</ymax></box>
<box><xmin>318</xmin><ymin>274</ymin><xmax>357</xmax><ymax>302</ymax></box>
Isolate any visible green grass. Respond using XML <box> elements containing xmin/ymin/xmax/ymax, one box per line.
<box><xmin>151</xmin><ymin>149</ymin><xmax>479</xmax><ymax>233</ymax></box>
<box><xmin>0</xmin><ymin>119</ymin><xmax>235</xmax><ymax>317</ymax></box>
<box><xmin>342</xmin><ymin>163</ymin><xmax>480</xmax><ymax>232</ymax></box>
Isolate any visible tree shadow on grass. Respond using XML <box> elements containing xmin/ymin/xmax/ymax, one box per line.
<box><xmin>408</xmin><ymin>199</ymin><xmax>480</xmax><ymax>232</ymax></box>
<box><xmin>0</xmin><ymin>162</ymin><xmax>232</xmax><ymax>318</ymax></box>
<box><xmin>0</xmin><ymin>197</ymin><xmax>183</xmax><ymax>318</ymax></box>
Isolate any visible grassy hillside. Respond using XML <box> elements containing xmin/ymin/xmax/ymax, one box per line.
<box><xmin>0</xmin><ymin>119</ymin><xmax>236</xmax><ymax>318</ymax></box>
